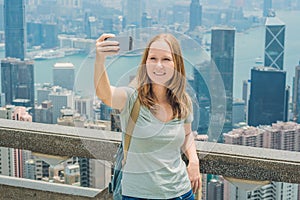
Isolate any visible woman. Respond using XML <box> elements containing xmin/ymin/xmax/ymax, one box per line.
<box><xmin>94</xmin><ymin>33</ymin><xmax>201</xmax><ymax>200</ymax></box>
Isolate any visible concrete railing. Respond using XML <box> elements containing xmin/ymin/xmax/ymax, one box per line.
<box><xmin>0</xmin><ymin>119</ymin><xmax>300</xmax><ymax>199</ymax></box>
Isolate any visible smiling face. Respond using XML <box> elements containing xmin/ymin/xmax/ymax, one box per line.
<box><xmin>146</xmin><ymin>40</ymin><xmax>175</xmax><ymax>86</ymax></box>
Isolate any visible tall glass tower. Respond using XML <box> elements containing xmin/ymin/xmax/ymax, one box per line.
<box><xmin>1</xmin><ymin>58</ymin><xmax>35</xmax><ymax>110</ymax></box>
<box><xmin>211</xmin><ymin>27</ymin><xmax>235</xmax><ymax>139</ymax></box>
<box><xmin>248</xmin><ymin>67</ymin><xmax>287</xmax><ymax>127</ymax></box>
<box><xmin>263</xmin><ymin>0</ymin><xmax>272</xmax><ymax>17</ymax></box>
<box><xmin>264</xmin><ymin>17</ymin><xmax>285</xmax><ymax>70</ymax></box>
<box><xmin>293</xmin><ymin>61</ymin><xmax>300</xmax><ymax>123</ymax></box>
<box><xmin>4</xmin><ymin>0</ymin><xmax>25</xmax><ymax>60</ymax></box>
<box><xmin>189</xmin><ymin>0</ymin><xmax>202</xmax><ymax>31</ymax></box>
<box><xmin>125</xmin><ymin>0</ymin><xmax>144</xmax><ymax>27</ymax></box>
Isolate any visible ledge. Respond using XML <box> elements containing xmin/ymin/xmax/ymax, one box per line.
<box><xmin>0</xmin><ymin>119</ymin><xmax>300</xmax><ymax>199</ymax></box>
<box><xmin>0</xmin><ymin>119</ymin><xmax>121</xmax><ymax>162</ymax></box>
<box><xmin>197</xmin><ymin>142</ymin><xmax>300</xmax><ymax>183</ymax></box>
<box><xmin>0</xmin><ymin>175</ymin><xmax>111</xmax><ymax>200</ymax></box>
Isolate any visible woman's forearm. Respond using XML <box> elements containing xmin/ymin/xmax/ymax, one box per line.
<box><xmin>94</xmin><ymin>54</ymin><xmax>112</xmax><ymax>105</ymax></box>
<box><xmin>183</xmin><ymin>133</ymin><xmax>199</xmax><ymax>164</ymax></box>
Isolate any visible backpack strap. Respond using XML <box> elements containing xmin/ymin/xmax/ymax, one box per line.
<box><xmin>122</xmin><ymin>97</ymin><xmax>140</xmax><ymax>166</ymax></box>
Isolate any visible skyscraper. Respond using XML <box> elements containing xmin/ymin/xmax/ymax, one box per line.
<box><xmin>248</xmin><ymin>67</ymin><xmax>287</xmax><ymax>127</ymax></box>
<box><xmin>0</xmin><ymin>106</ymin><xmax>32</xmax><ymax>178</ymax></box>
<box><xmin>84</xmin><ymin>12</ymin><xmax>91</xmax><ymax>39</ymax></box>
<box><xmin>193</xmin><ymin>62</ymin><xmax>210</xmax><ymax>134</ymax></box>
<box><xmin>48</xmin><ymin>86</ymin><xmax>73</xmax><ymax>124</ymax></box>
<box><xmin>1</xmin><ymin>58</ymin><xmax>35</xmax><ymax>110</ymax></box>
<box><xmin>4</xmin><ymin>0</ymin><xmax>26</xmax><ymax>60</ymax></box>
<box><xmin>207</xmin><ymin>179</ymin><xmax>224</xmax><ymax>200</ymax></box>
<box><xmin>264</xmin><ymin>17</ymin><xmax>285</xmax><ymax>70</ymax></box>
<box><xmin>74</xmin><ymin>96</ymin><xmax>93</xmax><ymax>120</ymax></box>
<box><xmin>124</xmin><ymin>0</ymin><xmax>144</xmax><ymax>27</ymax></box>
<box><xmin>36</xmin><ymin>83</ymin><xmax>52</xmax><ymax>105</ymax></box>
<box><xmin>211</xmin><ymin>27</ymin><xmax>235</xmax><ymax>137</ymax></box>
<box><xmin>189</xmin><ymin>0</ymin><xmax>202</xmax><ymax>31</ymax></box>
<box><xmin>53</xmin><ymin>63</ymin><xmax>75</xmax><ymax>91</ymax></box>
<box><xmin>242</xmin><ymin>80</ymin><xmax>248</xmax><ymax>107</ymax></box>
<box><xmin>0</xmin><ymin>0</ymin><xmax>4</xmax><ymax>31</ymax></box>
<box><xmin>293</xmin><ymin>61</ymin><xmax>300</xmax><ymax>123</ymax></box>
<box><xmin>263</xmin><ymin>0</ymin><xmax>272</xmax><ymax>17</ymax></box>
<box><xmin>224</xmin><ymin>122</ymin><xmax>299</xmax><ymax>199</ymax></box>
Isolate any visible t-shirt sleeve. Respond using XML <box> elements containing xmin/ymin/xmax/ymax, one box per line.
<box><xmin>184</xmin><ymin>111</ymin><xmax>193</xmax><ymax>124</ymax></box>
<box><xmin>184</xmin><ymin>101</ymin><xmax>194</xmax><ymax>124</ymax></box>
<box><xmin>119</xmin><ymin>87</ymin><xmax>136</xmax><ymax>115</ymax></box>
<box><xmin>119</xmin><ymin>86</ymin><xmax>137</xmax><ymax>132</ymax></box>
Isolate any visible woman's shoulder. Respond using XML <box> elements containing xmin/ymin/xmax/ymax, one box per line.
<box><xmin>121</xmin><ymin>86</ymin><xmax>137</xmax><ymax>99</ymax></box>
<box><xmin>119</xmin><ymin>86</ymin><xmax>138</xmax><ymax>114</ymax></box>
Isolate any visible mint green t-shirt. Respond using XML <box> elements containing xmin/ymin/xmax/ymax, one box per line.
<box><xmin>120</xmin><ymin>87</ymin><xmax>193</xmax><ymax>199</ymax></box>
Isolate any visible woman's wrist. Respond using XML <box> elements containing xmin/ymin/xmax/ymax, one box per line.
<box><xmin>188</xmin><ymin>157</ymin><xmax>199</xmax><ymax>165</ymax></box>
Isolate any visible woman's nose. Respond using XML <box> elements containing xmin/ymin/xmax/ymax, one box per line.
<box><xmin>156</xmin><ymin>60</ymin><xmax>163</xmax><ymax>68</ymax></box>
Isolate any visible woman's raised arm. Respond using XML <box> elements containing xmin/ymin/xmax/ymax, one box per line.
<box><xmin>94</xmin><ymin>33</ymin><xmax>127</xmax><ymax>110</ymax></box>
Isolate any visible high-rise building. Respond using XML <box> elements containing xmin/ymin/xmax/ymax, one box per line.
<box><xmin>1</xmin><ymin>58</ymin><xmax>35</xmax><ymax>111</ymax></box>
<box><xmin>242</xmin><ymin>80</ymin><xmax>248</xmax><ymax>106</ymax></box>
<box><xmin>4</xmin><ymin>0</ymin><xmax>26</xmax><ymax>60</ymax></box>
<box><xmin>224</xmin><ymin>122</ymin><xmax>299</xmax><ymax>199</ymax></box>
<box><xmin>103</xmin><ymin>18</ymin><xmax>113</xmax><ymax>33</ymax></box>
<box><xmin>84</xmin><ymin>12</ymin><xmax>91</xmax><ymax>39</ymax></box>
<box><xmin>207</xmin><ymin>178</ymin><xmax>224</xmax><ymax>200</ymax></box>
<box><xmin>248</xmin><ymin>67</ymin><xmax>287</xmax><ymax>127</ymax></box>
<box><xmin>74</xmin><ymin>96</ymin><xmax>93</xmax><ymax>120</ymax></box>
<box><xmin>53</xmin><ymin>63</ymin><xmax>75</xmax><ymax>91</ymax></box>
<box><xmin>35</xmin><ymin>100</ymin><xmax>53</xmax><ymax>124</ymax></box>
<box><xmin>172</xmin><ymin>2</ymin><xmax>189</xmax><ymax>25</ymax></box>
<box><xmin>193</xmin><ymin>62</ymin><xmax>211</xmax><ymax>134</ymax></box>
<box><xmin>211</xmin><ymin>27</ymin><xmax>235</xmax><ymax>137</ymax></box>
<box><xmin>0</xmin><ymin>0</ymin><xmax>4</xmax><ymax>31</ymax></box>
<box><xmin>0</xmin><ymin>93</ymin><xmax>5</xmax><ymax>107</ymax></box>
<box><xmin>125</xmin><ymin>0</ymin><xmax>143</xmax><ymax>27</ymax></box>
<box><xmin>293</xmin><ymin>61</ymin><xmax>300</xmax><ymax>123</ymax></box>
<box><xmin>189</xmin><ymin>0</ymin><xmax>202</xmax><ymax>31</ymax></box>
<box><xmin>48</xmin><ymin>86</ymin><xmax>73</xmax><ymax>124</ymax></box>
<box><xmin>79</xmin><ymin>157</ymin><xmax>90</xmax><ymax>187</ymax></box>
<box><xmin>41</xmin><ymin>23</ymin><xmax>58</xmax><ymax>48</ymax></box>
<box><xmin>24</xmin><ymin>159</ymin><xmax>35</xmax><ymax>180</ymax></box>
<box><xmin>64</xmin><ymin>163</ymin><xmax>80</xmax><ymax>185</ymax></box>
<box><xmin>125</xmin><ymin>0</ymin><xmax>144</xmax><ymax>27</ymax></box>
<box><xmin>141</xmin><ymin>12</ymin><xmax>152</xmax><ymax>28</ymax></box>
<box><xmin>232</xmin><ymin>99</ymin><xmax>245</xmax><ymax>125</ymax></box>
<box><xmin>263</xmin><ymin>0</ymin><xmax>272</xmax><ymax>17</ymax></box>
<box><xmin>264</xmin><ymin>17</ymin><xmax>285</xmax><ymax>70</ymax></box>
<box><xmin>0</xmin><ymin>106</ymin><xmax>32</xmax><ymax>178</ymax></box>
<box><xmin>100</xmin><ymin>103</ymin><xmax>112</xmax><ymax>121</ymax></box>
<box><xmin>0</xmin><ymin>147</ymin><xmax>14</xmax><ymax>176</ymax></box>
<box><xmin>34</xmin><ymin>159</ymin><xmax>50</xmax><ymax>181</ymax></box>
<box><xmin>37</xmin><ymin>83</ymin><xmax>52</xmax><ymax>105</ymax></box>
<box><xmin>12</xmin><ymin>106</ymin><xmax>32</xmax><ymax>121</ymax></box>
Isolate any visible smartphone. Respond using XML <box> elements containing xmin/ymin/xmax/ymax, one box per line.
<box><xmin>106</xmin><ymin>36</ymin><xmax>133</xmax><ymax>52</ymax></box>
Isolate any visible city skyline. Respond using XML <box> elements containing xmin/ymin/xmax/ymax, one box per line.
<box><xmin>0</xmin><ymin>1</ymin><xmax>300</xmax><ymax>199</ymax></box>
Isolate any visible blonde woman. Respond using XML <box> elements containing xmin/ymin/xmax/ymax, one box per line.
<box><xmin>94</xmin><ymin>33</ymin><xmax>201</xmax><ymax>200</ymax></box>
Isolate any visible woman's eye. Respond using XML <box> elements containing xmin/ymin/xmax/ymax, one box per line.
<box><xmin>150</xmin><ymin>57</ymin><xmax>156</xmax><ymax>60</ymax></box>
<box><xmin>164</xmin><ymin>58</ymin><xmax>171</xmax><ymax>61</ymax></box>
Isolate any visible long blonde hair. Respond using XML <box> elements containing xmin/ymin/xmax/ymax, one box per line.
<box><xmin>136</xmin><ymin>33</ymin><xmax>191</xmax><ymax>119</ymax></box>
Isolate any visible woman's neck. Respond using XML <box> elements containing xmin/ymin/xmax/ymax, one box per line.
<box><xmin>152</xmin><ymin>84</ymin><xmax>168</xmax><ymax>104</ymax></box>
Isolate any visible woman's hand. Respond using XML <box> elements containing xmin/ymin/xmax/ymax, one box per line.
<box><xmin>95</xmin><ymin>33</ymin><xmax>120</xmax><ymax>58</ymax></box>
<box><xmin>187</xmin><ymin>160</ymin><xmax>201</xmax><ymax>194</ymax></box>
